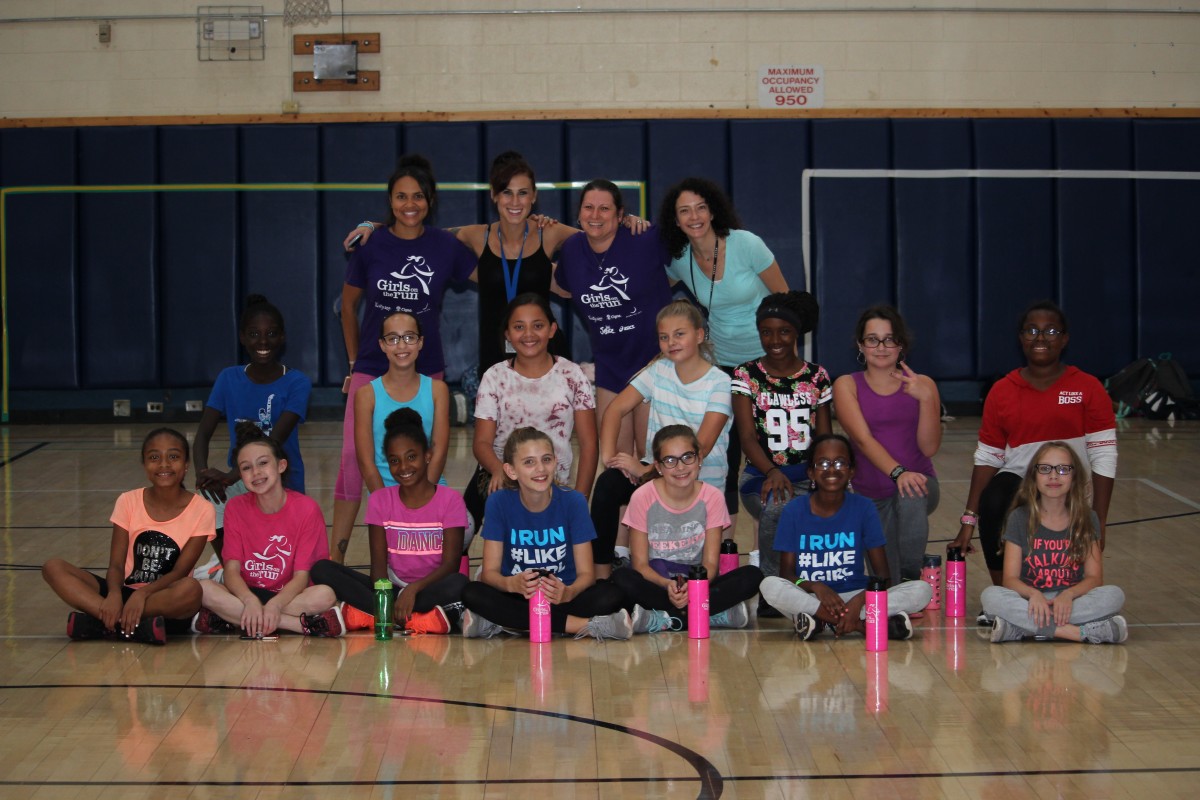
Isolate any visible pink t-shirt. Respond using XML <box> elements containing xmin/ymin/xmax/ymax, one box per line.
<box><xmin>473</xmin><ymin>357</ymin><xmax>595</xmax><ymax>483</ymax></box>
<box><xmin>365</xmin><ymin>484</ymin><xmax>468</xmax><ymax>586</ymax></box>
<box><xmin>622</xmin><ymin>481</ymin><xmax>730</xmax><ymax>566</ymax></box>
<box><xmin>110</xmin><ymin>489</ymin><xmax>216</xmax><ymax>588</ymax></box>
<box><xmin>222</xmin><ymin>490</ymin><xmax>329</xmax><ymax>592</ymax></box>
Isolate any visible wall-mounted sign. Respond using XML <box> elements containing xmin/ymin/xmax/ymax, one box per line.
<box><xmin>757</xmin><ymin>65</ymin><xmax>824</xmax><ymax>109</ymax></box>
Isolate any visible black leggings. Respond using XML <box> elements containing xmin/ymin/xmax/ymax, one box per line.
<box><xmin>460</xmin><ymin>580</ymin><xmax>625</xmax><ymax>633</ymax></box>
<box><xmin>309</xmin><ymin>559</ymin><xmax>468</xmax><ymax>615</ymax></box>
<box><xmin>717</xmin><ymin>364</ymin><xmax>741</xmax><ymax>515</ymax></box>
<box><xmin>589</xmin><ymin>467</ymin><xmax>639</xmax><ymax>565</ymax></box>
<box><xmin>977</xmin><ymin>471</ymin><xmax>1023</xmax><ymax>572</ymax></box>
<box><xmin>611</xmin><ymin>565</ymin><xmax>763</xmax><ymax>630</ymax></box>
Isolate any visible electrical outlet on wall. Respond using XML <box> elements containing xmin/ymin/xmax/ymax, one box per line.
<box><xmin>147</xmin><ymin>402</ymin><xmax>164</xmax><ymax>414</ymax></box>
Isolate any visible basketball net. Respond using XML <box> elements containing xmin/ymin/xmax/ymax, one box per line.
<box><xmin>284</xmin><ymin>0</ymin><xmax>332</xmax><ymax>27</ymax></box>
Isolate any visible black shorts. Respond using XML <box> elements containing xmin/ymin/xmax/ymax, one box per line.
<box><xmin>93</xmin><ymin>575</ymin><xmax>136</xmax><ymax>602</ymax></box>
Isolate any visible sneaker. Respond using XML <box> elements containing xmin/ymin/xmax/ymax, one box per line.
<box><xmin>1081</xmin><ymin>615</ymin><xmax>1129</xmax><ymax>644</ymax></box>
<box><xmin>191</xmin><ymin>609</ymin><xmax>237</xmax><ymax>635</ymax></box>
<box><xmin>341</xmin><ymin>603</ymin><xmax>375</xmax><ymax>632</ymax></box>
<box><xmin>709</xmin><ymin>600</ymin><xmax>751</xmax><ymax>629</ymax></box>
<box><xmin>129</xmin><ymin>615</ymin><xmax>167</xmax><ymax>645</ymax></box>
<box><xmin>757</xmin><ymin>597</ymin><xmax>783</xmax><ymax>619</ymax></box>
<box><xmin>461</xmin><ymin>609</ymin><xmax>503</xmax><ymax>639</ymax></box>
<box><xmin>192</xmin><ymin>553</ymin><xmax>221</xmax><ymax>581</ymax></box>
<box><xmin>575</xmin><ymin>608</ymin><xmax>633</xmax><ymax>641</ymax></box>
<box><xmin>67</xmin><ymin>611</ymin><xmax>111</xmax><ymax>641</ymax></box>
<box><xmin>611</xmin><ymin>554</ymin><xmax>632</xmax><ymax>571</ymax></box>
<box><xmin>630</xmin><ymin>604</ymin><xmax>682</xmax><ymax>634</ymax></box>
<box><xmin>990</xmin><ymin>616</ymin><xmax>1027</xmax><ymax>643</ymax></box>
<box><xmin>404</xmin><ymin>606</ymin><xmax>451</xmax><ymax>636</ymax></box>
<box><xmin>300</xmin><ymin>606</ymin><xmax>345</xmax><ymax>638</ymax></box>
<box><xmin>976</xmin><ymin>610</ymin><xmax>994</xmax><ymax>626</ymax></box>
<box><xmin>793</xmin><ymin>611</ymin><xmax>821</xmax><ymax>641</ymax></box>
<box><xmin>887</xmin><ymin>611</ymin><xmax>914</xmax><ymax>641</ymax></box>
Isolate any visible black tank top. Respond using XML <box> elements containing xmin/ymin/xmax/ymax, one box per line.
<box><xmin>476</xmin><ymin>225</ymin><xmax>566</xmax><ymax>373</ymax></box>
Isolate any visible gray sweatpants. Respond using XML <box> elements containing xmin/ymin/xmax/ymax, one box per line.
<box><xmin>980</xmin><ymin>584</ymin><xmax>1125</xmax><ymax>636</ymax></box>
<box><xmin>739</xmin><ymin>471</ymin><xmax>809</xmax><ymax>579</ymax></box>
<box><xmin>760</xmin><ymin>575</ymin><xmax>932</xmax><ymax>619</ymax></box>
<box><xmin>872</xmin><ymin>475</ymin><xmax>940</xmax><ymax>583</ymax></box>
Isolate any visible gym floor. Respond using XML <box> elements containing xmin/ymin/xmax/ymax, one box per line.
<box><xmin>1</xmin><ymin>415</ymin><xmax>1197</xmax><ymax>798</ymax></box>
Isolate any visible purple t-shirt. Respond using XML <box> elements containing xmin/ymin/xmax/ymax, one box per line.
<box><xmin>365</xmin><ymin>484</ymin><xmax>468</xmax><ymax>586</ymax></box>
<box><xmin>555</xmin><ymin>227</ymin><xmax>673</xmax><ymax>392</ymax></box>
<box><xmin>345</xmin><ymin>226</ymin><xmax>477</xmax><ymax>377</ymax></box>
<box><xmin>848</xmin><ymin>371</ymin><xmax>936</xmax><ymax>500</ymax></box>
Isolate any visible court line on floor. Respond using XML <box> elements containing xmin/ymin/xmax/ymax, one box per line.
<box><xmin>0</xmin><ymin>441</ymin><xmax>49</xmax><ymax>468</ymax></box>
<box><xmin>0</xmin><ymin>683</ymin><xmax>724</xmax><ymax>799</ymax></box>
<box><xmin>722</xmin><ymin>766</ymin><xmax>1200</xmax><ymax>783</ymax></box>
<box><xmin>1139</xmin><ymin>479</ymin><xmax>1200</xmax><ymax>511</ymax></box>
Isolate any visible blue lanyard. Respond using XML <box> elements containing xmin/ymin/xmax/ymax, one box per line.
<box><xmin>497</xmin><ymin>222</ymin><xmax>529</xmax><ymax>302</ymax></box>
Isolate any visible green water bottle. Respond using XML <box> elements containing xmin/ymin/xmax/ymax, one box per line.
<box><xmin>374</xmin><ymin>579</ymin><xmax>393</xmax><ymax>641</ymax></box>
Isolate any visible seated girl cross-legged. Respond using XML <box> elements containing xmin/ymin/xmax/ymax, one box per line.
<box><xmin>194</xmin><ymin>423</ymin><xmax>342</xmax><ymax>638</ymax></box>
<box><xmin>614</xmin><ymin>425</ymin><xmax>763</xmax><ymax>634</ymax></box>
<box><xmin>460</xmin><ymin>427</ymin><xmax>630</xmax><ymax>641</ymax></box>
<box><xmin>760</xmin><ymin>434</ymin><xmax>931</xmax><ymax>640</ymax></box>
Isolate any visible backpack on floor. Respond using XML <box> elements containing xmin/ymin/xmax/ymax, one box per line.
<box><xmin>1106</xmin><ymin>353</ymin><xmax>1197</xmax><ymax>420</ymax></box>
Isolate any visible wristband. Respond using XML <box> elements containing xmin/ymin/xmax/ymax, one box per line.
<box><xmin>889</xmin><ymin>465</ymin><xmax>907</xmax><ymax>482</ymax></box>
<box><xmin>960</xmin><ymin>510</ymin><xmax>978</xmax><ymax>526</ymax></box>
<box><xmin>357</xmin><ymin>221</ymin><xmax>375</xmax><ymax>230</ymax></box>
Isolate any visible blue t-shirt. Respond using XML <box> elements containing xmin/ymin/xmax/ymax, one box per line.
<box><xmin>345</xmin><ymin>226</ymin><xmax>477</xmax><ymax>377</ymax></box>
<box><xmin>665</xmin><ymin>229</ymin><xmax>775</xmax><ymax>366</ymax></box>
<box><xmin>206</xmin><ymin>366</ymin><xmax>311</xmax><ymax>493</ymax></box>
<box><xmin>556</xmin><ymin>226</ymin><xmax>673</xmax><ymax>392</ymax></box>
<box><xmin>774</xmin><ymin>493</ymin><xmax>885</xmax><ymax>593</ymax></box>
<box><xmin>481</xmin><ymin>487</ymin><xmax>596</xmax><ymax>585</ymax></box>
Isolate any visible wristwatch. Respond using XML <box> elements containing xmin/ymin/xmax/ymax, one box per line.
<box><xmin>889</xmin><ymin>465</ymin><xmax>907</xmax><ymax>482</ymax></box>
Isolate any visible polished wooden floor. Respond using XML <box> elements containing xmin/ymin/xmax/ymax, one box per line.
<box><xmin>1</xmin><ymin>416</ymin><xmax>1198</xmax><ymax>799</ymax></box>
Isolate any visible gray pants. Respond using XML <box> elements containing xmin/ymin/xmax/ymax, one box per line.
<box><xmin>760</xmin><ymin>575</ymin><xmax>932</xmax><ymax>619</ymax></box>
<box><xmin>739</xmin><ymin>471</ymin><xmax>809</xmax><ymax>579</ymax></box>
<box><xmin>981</xmin><ymin>584</ymin><xmax>1125</xmax><ymax>636</ymax></box>
<box><xmin>872</xmin><ymin>474</ymin><xmax>940</xmax><ymax>583</ymax></box>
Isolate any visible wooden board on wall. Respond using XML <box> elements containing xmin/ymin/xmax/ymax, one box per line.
<box><xmin>293</xmin><ymin>71</ymin><xmax>380</xmax><ymax>92</ymax></box>
<box><xmin>293</xmin><ymin>33</ymin><xmax>380</xmax><ymax>54</ymax></box>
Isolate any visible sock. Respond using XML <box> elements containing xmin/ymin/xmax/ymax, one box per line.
<box><xmin>613</xmin><ymin>546</ymin><xmax>631</xmax><ymax>560</ymax></box>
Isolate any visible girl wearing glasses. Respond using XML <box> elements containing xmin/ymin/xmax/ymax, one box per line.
<box><xmin>949</xmin><ymin>301</ymin><xmax>1117</xmax><ymax>600</ymax></box>
<box><xmin>614</xmin><ymin>425</ymin><xmax>764</xmax><ymax>633</ymax></box>
<box><xmin>832</xmin><ymin>305</ymin><xmax>941</xmax><ymax>584</ymax></box>
<box><xmin>760</xmin><ymin>434</ymin><xmax>931</xmax><ymax>640</ymax></box>
<box><xmin>980</xmin><ymin>442</ymin><xmax>1127</xmax><ymax>644</ymax></box>
<box><xmin>354</xmin><ymin>311</ymin><xmax>451</xmax><ymax>494</ymax></box>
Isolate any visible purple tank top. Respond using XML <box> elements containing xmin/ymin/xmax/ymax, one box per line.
<box><xmin>850</xmin><ymin>371</ymin><xmax>936</xmax><ymax>499</ymax></box>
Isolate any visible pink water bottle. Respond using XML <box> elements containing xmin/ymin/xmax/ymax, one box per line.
<box><xmin>864</xmin><ymin>576</ymin><xmax>888</xmax><ymax>652</ymax></box>
<box><xmin>921</xmin><ymin>554</ymin><xmax>942</xmax><ymax>611</ymax></box>
<box><xmin>687</xmin><ymin>565</ymin><xmax>710</xmax><ymax>639</ymax></box>
<box><xmin>718</xmin><ymin>539</ymin><xmax>739</xmax><ymax>575</ymax></box>
<box><xmin>529</xmin><ymin>570</ymin><xmax>552</xmax><ymax>643</ymax></box>
<box><xmin>946</xmin><ymin>546</ymin><xmax>966</xmax><ymax>618</ymax></box>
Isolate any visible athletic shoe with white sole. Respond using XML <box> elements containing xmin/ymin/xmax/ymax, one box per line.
<box><xmin>575</xmin><ymin>608</ymin><xmax>633</xmax><ymax>641</ymax></box>
<box><xmin>461</xmin><ymin>609</ymin><xmax>503</xmax><ymax>639</ymax></box>
<box><xmin>300</xmin><ymin>606</ymin><xmax>345</xmax><ymax>638</ymax></box>
<box><xmin>631</xmin><ymin>604</ymin><xmax>682</xmax><ymax>634</ymax></box>
<box><xmin>887</xmin><ymin>611</ymin><xmax>914</xmax><ymax>641</ymax></box>
<box><xmin>709</xmin><ymin>600</ymin><xmax>751</xmax><ymax>629</ymax></box>
<box><xmin>1081</xmin><ymin>615</ymin><xmax>1129</xmax><ymax>644</ymax></box>
<box><xmin>990</xmin><ymin>616</ymin><xmax>1027</xmax><ymax>643</ymax></box>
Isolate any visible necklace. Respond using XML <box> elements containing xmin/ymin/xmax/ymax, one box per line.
<box><xmin>688</xmin><ymin>237</ymin><xmax>719</xmax><ymax>314</ymax></box>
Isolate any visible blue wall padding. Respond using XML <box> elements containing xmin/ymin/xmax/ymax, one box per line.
<box><xmin>1</xmin><ymin>118</ymin><xmax>1196</xmax><ymax>396</ymax></box>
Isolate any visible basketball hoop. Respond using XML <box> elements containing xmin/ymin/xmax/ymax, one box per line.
<box><xmin>284</xmin><ymin>0</ymin><xmax>331</xmax><ymax>27</ymax></box>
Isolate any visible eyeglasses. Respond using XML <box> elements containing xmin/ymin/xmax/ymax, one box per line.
<box><xmin>861</xmin><ymin>335</ymin><xmax>899</xmax><ymax>349</ymax></box>
<box><xmin>812</xmin><ymin>458</ymin><xmax>849</xmax><ymax>471</ymax></box>
<box><xmin>381</xmin><ymin>333</ymin><xmax>421</xmax><ymax>347</ymax></box>
<box><xmin>657</xmin><ymin>451</ymin><xmax>698</xmax><ymax>468</ymax></box>
<box><xmin>1020</xmin><ymin>327</ymin><xmax>1064</xmax><ymax>341</ymax></box>
<box><xmin>1034</xmin><ymin>463</ymin><xmax>1074</xmax><ymax>476</ymax></box>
